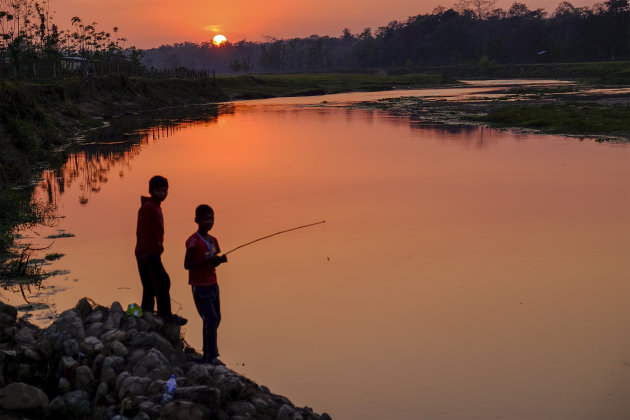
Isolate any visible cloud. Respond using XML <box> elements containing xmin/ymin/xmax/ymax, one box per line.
<box><xmin>203</xmin><ymin>25</ymin><xmax>223</xmax><ymax>33</ymax></box>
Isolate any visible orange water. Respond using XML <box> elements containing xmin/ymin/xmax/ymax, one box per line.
<box><xmin>9</xmin><ymin>88</ymin><xmax>630</xmax><ymax>419</ymax></box>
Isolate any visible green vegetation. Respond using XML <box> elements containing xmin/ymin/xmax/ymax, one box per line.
<box><xmin>217</xmin><ymin>72</ymin><xmax>455</xmax><ymax>99</ymax></box>
<box><xmin>356</xmin><ymin>84</ymin><xmax>630</xmax><ymax>140</ymax></box>
<box><xmin>0</xmin><ymin>0</ymin><xmax>143</xmax><ymax>80</ymax></box>
<box><xmin>435</xmin><ymin>61</ymin><xmax>630</xmax><ymax>85</ymax></box>
<box><xmin>0</xmin><ymin>75</ymin><xmax>226</xmax><ymax>158</ymax></box>
<box><xmin>44</xmin><ymin>253</ymin><xmax>64</xmax><ymax>261</ymax></box>
<box><xmin>474</xmin><ymin>102</ymin><xmax>630</xmax><ymax>137</ymax></box>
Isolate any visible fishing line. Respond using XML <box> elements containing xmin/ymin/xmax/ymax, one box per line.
<box><xmin>223</xmin><ymin>220</ymin><xmax>326</xmax><ymax>256</ymax></box>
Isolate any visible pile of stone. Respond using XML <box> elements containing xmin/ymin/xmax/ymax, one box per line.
<box><xmin>0</xmin><ymin>298</ymin><xmax>331</xmax><ymax>420</ymax></box>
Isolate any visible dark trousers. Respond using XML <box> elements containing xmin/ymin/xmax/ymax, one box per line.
<box><xmin>192</xmin><ymin>284</ymin><xmax>221</xmax><ymax>359</ymax></box>
<box><xmin>137</xmin><ymin>255</ymin><xmax>172</xmax><ymax>318</ymax></box>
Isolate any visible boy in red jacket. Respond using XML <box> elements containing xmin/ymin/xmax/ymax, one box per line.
<box><xmin>135</xmin><ymin>175</ymin><xmax>187</xmax><ymax>326</ymax></box>
<box><xmin>185</xmin><ymin>204</ymin><xmax>227</xmax><ymax>364</ymax></box>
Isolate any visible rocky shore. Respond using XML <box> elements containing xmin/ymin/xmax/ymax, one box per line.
<box><xmin>0</xmin><ymin>298</ymin><xmax>331</xmax><ymax>420</ymax></box>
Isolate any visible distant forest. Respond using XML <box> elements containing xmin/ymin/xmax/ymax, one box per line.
<box><xmin>1</xmin><ymin>0</ymin><xmax>628</xmax><ymax>80</ymax></box>
<box><xmin>143</xmin><ymin>0</ymin><xmax>630</xmax><ymax>74</ymax></box>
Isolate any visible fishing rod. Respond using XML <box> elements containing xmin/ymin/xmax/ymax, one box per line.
<box><xmin>222</xmin><ymin>220</ymin><xmax>326</xmax><ymax>256</ymax></box>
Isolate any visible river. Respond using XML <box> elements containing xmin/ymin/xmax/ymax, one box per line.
<box><xmin>7</xmin><ymin>81</ymin><xmax>630</xmax><ymax>419</ymax></box>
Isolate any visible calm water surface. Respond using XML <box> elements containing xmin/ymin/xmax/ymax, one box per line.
<box><xmin>9</xmin><ymin>83</ymin><xmax>630</xmax><ymax>419</ymax></box>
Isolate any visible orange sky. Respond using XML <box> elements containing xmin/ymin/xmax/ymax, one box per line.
<box><xmin>51</xmin><ymin>0</ymin><xmax>599</xmax><ymax>49</ymax></box>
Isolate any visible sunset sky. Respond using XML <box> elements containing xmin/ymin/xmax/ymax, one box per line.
<box><xmin>52</xmin><ymin>0</ymin><xmax>599</xmax><ymax>49</ymax></box>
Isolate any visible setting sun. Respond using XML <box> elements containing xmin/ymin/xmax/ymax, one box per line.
<box><xmin>213</xmin><ymin>34</ymin><xmax>227</xmax><ymax>46</ymax></box>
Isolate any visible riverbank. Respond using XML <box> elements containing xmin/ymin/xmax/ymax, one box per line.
<box><xmin>354</xmin><ymin>84</ymin><xmax>630</xmax><ymax>141</ymax></box>
<box><xmin>0</xmin><ymin>297</ymin><xmax>331</xmax><ymax>419</ymax></box>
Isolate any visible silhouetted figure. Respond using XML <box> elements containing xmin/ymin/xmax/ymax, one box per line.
<box><xmin>135</xmin><ymin>175</ymin><xmax>187</xmax><ymax>326</ymax></box>
<box><xmin>184</xmin><ymin>204</ymin><xmax>227</xmax><ymax>364</ymax></box>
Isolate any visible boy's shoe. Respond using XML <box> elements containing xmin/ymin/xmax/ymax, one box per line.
<box><xmin>192</xmin><ymin>356</ymin><xmax>207</xmax><ymax>364</ymax></box>
<box><xmin>192</xmin><ymin>356</ymin><xmax>224</xmax><ymax>366</ymax></box>
<box><xmin>168</xmin><ymin>314</ymin><xmax>188</xmax><ymax>326</ymax></box>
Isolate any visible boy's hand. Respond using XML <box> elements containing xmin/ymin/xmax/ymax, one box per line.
<box><xmin>206</xmin><ymin>253</ymin><xmax>228</xmax><ymax>266</ymax></box>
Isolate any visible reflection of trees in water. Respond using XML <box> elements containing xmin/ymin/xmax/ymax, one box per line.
<box><xmin>64</xmin><ymin>142</ymin><xmax>142</xmax><ymax>205</ymax></box>
<box><xmin>32</xmin><ymin>170</ymin><xmax>63</xmax><ymax>209</ymax></box>
<box><xmin>33</xmin><ymin>104</ymin><xmax>231</xmax><ymax>206</ymax></box>
<box><xmin>408</xmin><ymin>121</ymin><xmax>497</xmax><ymax>148</ymax></box>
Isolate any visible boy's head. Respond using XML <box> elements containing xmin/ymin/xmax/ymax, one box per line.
<box><xmin>149</xmin><ymin>175</ymin><xmax>168</xmax><ymax>202</ymax></box>
<box><xmin>195</xmin><ymin>204</ymin><xmax>215</xmax><ymax>231</ymax></box>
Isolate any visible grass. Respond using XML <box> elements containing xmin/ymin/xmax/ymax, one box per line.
<box><xmin>216</xmin><ymin>72</ymin><xmax>454</xmax><ymax>99</ymax></box>
<box><xmin>476</xmin><ymin>102</ymin><xmax>630</xmax><ymax>137</ymax></box>
<box><xmin>434</xmin><ymin>61</ymin><xmax>630</xmax><ymax>85</ymax></box>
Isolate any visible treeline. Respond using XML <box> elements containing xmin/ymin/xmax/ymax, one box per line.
<box><xmin>0</xmin><ymin>0</ymin><xmax>142</xmax><ymax>79</ymax></box>
<box><xmin>2</xmin><ymin>0</ymin><xmax>627</xmax><ymax>80</ymax></box>
<box><xmin>143</xmin><ymin>0</ymin><xmax>629</xmax><ymax>74</ymax></box>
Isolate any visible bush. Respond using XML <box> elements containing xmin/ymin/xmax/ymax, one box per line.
<box><xmin>7</xmin><ymin>118</ymin><xmax>36</xmax><ymax>151</ymax></box>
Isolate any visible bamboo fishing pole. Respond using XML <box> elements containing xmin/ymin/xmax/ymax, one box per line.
<box><xmin>222</xmin><ymin>220</ymin><xmax>326</xmax><ymax>256</ymax></box>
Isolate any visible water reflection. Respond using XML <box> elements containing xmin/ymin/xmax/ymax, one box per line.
<box><xmin>15</xmin><ymin>104</ymin><xmax>233</xmax><ymax>308</ymax></box>
<box><xmin>10</xmin><ymin>88</ymin><xmax>630</xmax><ymax>420</ymax></box>
<box><xmin>42</xmin><ymin>102</ymin><xmax>514</xmax><ymax>209</ymax></box>
<box><xmin>236</xmin><ymin>102</ymin><xmax>506</xmax><ymax>150</ymax></box>
<box><xmin>34</xmin><ymin>104</ymin><xmax>234</xmax><ymax>207</ymax></box>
